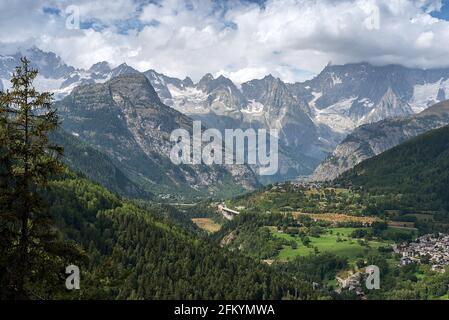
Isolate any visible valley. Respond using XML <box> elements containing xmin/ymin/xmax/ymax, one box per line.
<box><xmin>183</xmin><ymin>142</ymin><xmax>449</xmax><ymax>299</ymax></box>
<box><xmin>2</xmin><ymin>48</ymin><xmax>449</xmax><ymax>301</ymax></box>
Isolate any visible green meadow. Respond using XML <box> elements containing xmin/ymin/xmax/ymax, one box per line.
<box><xmin>272</xmin><ymin>227</ymin><xmax>387</xmax><ymax>262</ymax></box>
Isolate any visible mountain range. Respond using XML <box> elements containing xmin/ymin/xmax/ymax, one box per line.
<box><xmin>313</xmin><ymin>100</ymin><xmax>449</xmax><ymax>181</ymax></box>
<box><xmin>54</xmin><ymin>73</ymin><xmax>259</xmax><ymax>199</ymax></box>
<box><xmin>0</xmin><ymin>47</ymin><xmax>139</xmax><ymax>99</ymax></box>
<box><xmin>3</xmin><ymin>47</ymin><xmax>449</xmax><ymax>186</ymax></box>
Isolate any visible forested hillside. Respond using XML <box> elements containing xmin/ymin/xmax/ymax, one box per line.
<box><xmin>50</xmin><ymin>129</ymin><xmax>152</xmax><ymax>200</ymax></box>
<box><xmin>337</xmin><ymin>125</ymin><xmax>449</xmax><ymax>211</ymax></box>
<box><xmin>45</xmin><ymin>172</ymin><xmax>339</xmax><ymax>299</ymax></box>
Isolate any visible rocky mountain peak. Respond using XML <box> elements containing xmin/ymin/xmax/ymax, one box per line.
<box><xmin>241</xmin><ymin>74</ymin><xmax>292</xmax><ymax>107</ymax></box>
<box><xmin>362</xmin><ymin>87</ymin><xmax>413</xmax><ymax>123</ymax></box>
<box><xmin>210</xmin><ymin>75</ymin><xmax>236</xmax><ymax>90</ymax></box>
<box><xmin>263</xmin><ymin>74</ymin><xmax>276</xmax><ymax>81</ymax></box>
<box><xmin>216</xmin><ymin>74</ymin><xmax>231</xmax><ymax>83</ymax></box>
<box><xmin>197</xmin><ymin>73</ymin><xmax>215</xmax><ymax>91</ymax></box>
<box><xmin>110</xmin><ymin>63</ymin><xmax>140</xmax><ymax>77</ymax></box>
<box><xmin>108</xmin><ymin>73</ymin><xmax>162</xmax><ymax>105</ymax></box>
<box><xmin>22</xmin><ymin>47</ymin><xmax>76</xmax><ymax>79</ymax></box>
<box><xmin>201</xmin><ymin>73</ymin><xmax>214</xmax><ymax>81</ymax></box>
<box><xmin>89</xmin><ymin>61</ymin><xmax>111</xmax><ymax>74</ymax></box>
<box><xmin>182</xmin><ymin>76</ymin><xmax>194</xmax><ymax>87</ymax></box>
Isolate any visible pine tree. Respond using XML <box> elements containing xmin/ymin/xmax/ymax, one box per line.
<box><xmin>0</xmin><ymin>91</ymin><xmax>16</xmax><ymax>298</ymax></box>
<box><xmin>0</xmin><ymin>58</ymin><xmax>84</xmax><ymax>299</ymax></box>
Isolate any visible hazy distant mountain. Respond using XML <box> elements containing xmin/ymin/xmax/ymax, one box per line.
<box><xmin>0</xmin><ymin>47</ymin><xmax>139</xmax><ymax>100</ymax></box>
<box><xmin>313</xmin><ymin>100</ymin><xmax>449</xmax><ymax>181</ymax></box>
<box><xmin>55</xmin><ymin>73</ymin><xmax>259</xmax><ymax>198</ymax></box>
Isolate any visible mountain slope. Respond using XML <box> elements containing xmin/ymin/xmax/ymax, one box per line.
<box><xmin>55</xmin><ymin>73</ymin><xmax>259</xmax><ymax>198</ymax></box>
<box><xmin>336</xmin><ymin>125</ymin><xmax>449</xmax><ymax>211</ymax></box>
<box><xmin>313</xmin><ymin>100</ymin><xmax>449</xmax><ymax>181</ymax></box>
<box><xmin>50</xmin><ymin>129</ymin><xmax>152</xmax><ymax>199</ymax></box>
<box><xmin>44</xmin><ymin>171</ymin><xmax>333</xmax><ymax>300</ymax></box>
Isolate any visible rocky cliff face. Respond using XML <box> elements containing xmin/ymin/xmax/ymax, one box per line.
<box><xmin>56</xmin><ymin>73</ymin><xmax>259</xmax><ymax>198</ymax></box>
<box><xmin>313</xmin><ymin>100</ymin><xmax>449</xmax><ymax>181</ymax></box>
<box><xmin>362</xmin><ymin>87</ymin><xmax>414</xmax><ymax>124</ymax></box>
<box><xmin>50</xmin><ymin>128</ymin><xmax>152</xmax><ymax>199</ymax></box>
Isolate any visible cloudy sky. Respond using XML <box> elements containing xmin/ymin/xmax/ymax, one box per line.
<box><xmin>1</xmin><ymin>0</ymin><xmax>449</xmax><ymax>83</ymax></box>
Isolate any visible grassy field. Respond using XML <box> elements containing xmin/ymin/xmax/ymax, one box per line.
<box><xmin>191</xmin><ymin>218</ymin><xmax>221</xmax><ymax>233</ymax></box>
<box><xmin>272</xmin><ymin>227</ymin><xmax>387</xmax><ymax>262</ymax></box>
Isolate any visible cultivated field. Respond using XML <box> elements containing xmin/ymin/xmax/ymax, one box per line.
<box><xmin>292</xmin><ymin>212</ymin><xmax>380</xmax><ymax>225</ymax></box>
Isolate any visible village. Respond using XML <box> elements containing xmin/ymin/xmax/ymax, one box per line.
<box><xmin>394</xmin><ymin>233</ymin><xmax>449</xmax><ymax>272</ymax></box>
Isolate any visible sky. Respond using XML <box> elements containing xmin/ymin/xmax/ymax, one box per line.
<box><xmin>1</xmin><ymin>0</ymin><xmax>449</xmax><ymax>83</ymax></box>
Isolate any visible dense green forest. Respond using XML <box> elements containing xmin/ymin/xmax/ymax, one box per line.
<box><xmin>43</xmin><ymin>172</ymin><xmax>347</xmax><ymax>300</ymax></box>
<box><xmin>337</xmin><ymin>125</ymin><xmax>449</xmax><ymax>212</ymax></box>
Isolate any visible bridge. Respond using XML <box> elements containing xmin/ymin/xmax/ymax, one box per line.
<box><xmin>218</xmin><ymin>204</ymin><xmax>240</xmax><ymax>220</ymax></box>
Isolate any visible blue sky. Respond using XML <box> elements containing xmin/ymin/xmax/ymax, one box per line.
<box><xmin>2</xmin><ymin>0</ymin><xmax>449</xmax><ymax>83</ymax></box>
<box><xmin>431</xmin><ymin>0</ymin><xmax>449</xmax><ymax>19</ymax></box>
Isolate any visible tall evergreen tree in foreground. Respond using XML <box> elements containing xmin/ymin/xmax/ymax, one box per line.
<box><xmin>0</xmin><ymin>58</ymin><xmax>83</xmax><ymax>299</ymax></box>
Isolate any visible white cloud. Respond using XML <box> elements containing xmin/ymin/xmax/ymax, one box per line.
<box><xmin>75</xmin><ymin>0</ymin><xmax>137</xmax><ymax>22</ymax></box>
<box><xmin>415</xmin><ymin>31</ymin><xmax>435</xmax><ymax>48</ymax></box>
<box><xmin>216</xmin><ymin>67</ymin><xmax>269</xmax><ymax>84</ymax></box>
<box><xmin>1</xmin><ymin>0</ymin><xmax>449</xmax><ymax>83</ymax></box>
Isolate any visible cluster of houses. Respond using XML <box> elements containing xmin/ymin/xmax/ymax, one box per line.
<box><xmin>268</xmin><ymin>181</ymin><xmax>324</xmax><ymax>192</ymax></box>
<box><xmin>394</xmin><ymin>233</ymin><xmax>449</xmax><ymax>272</ymax></box>
<box><xmin>291</xmin><ymin>181</ymin><xmax>323</xmax><ymax>189</ymax></box>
